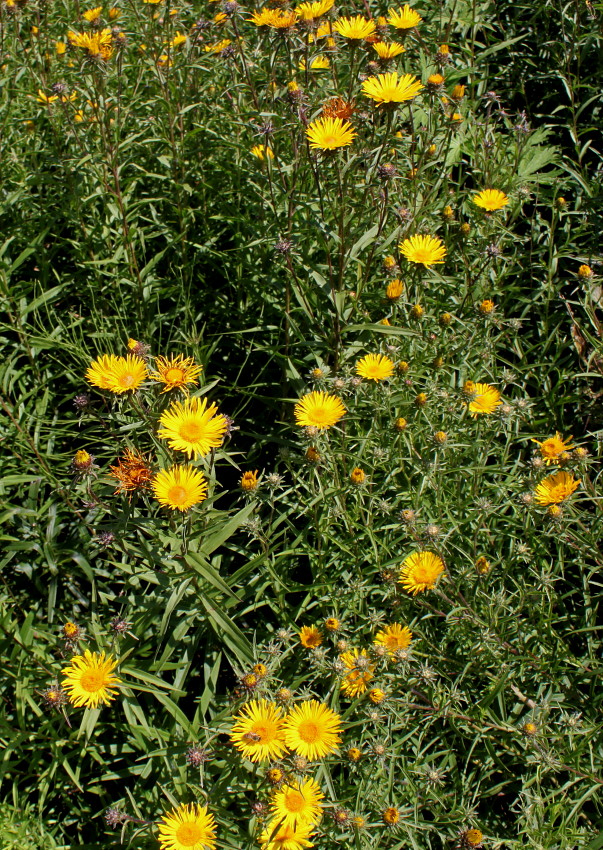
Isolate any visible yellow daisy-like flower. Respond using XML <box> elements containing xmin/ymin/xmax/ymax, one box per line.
<box><xmin>532</xmin><ymin>432</ymin><xmax>575</xmax><ymax>464</ymax></box>
<box><xmin>153</xmin><ymin>466</ymin><xmax>208</xmax><ymax>511</ymax></box>
<box><xmin>361</xmin><ymin>72</ymin><xmax>423</xmax><ymax>105</ymax></box>
<box><xmin>158</xmin><ymin>803</ymin><xmax>217</xmax><ymax>850</ymax></box>
<box><xmin>260</xmin><ymin>819</ymin><xmax>315</xmax><ymax>850</ymax></box>
<box><xmin>251</xmin><ymin>144</ymin><xmax>275</xmax><ymax>160</ymax></box>
<box><xmin>534</xmin><ymin>470</ymin><xmax>580</xmax><ymax>506</ymax></box>
<box><xmin>267</xmin><ymin>9</ymin><xmax>299</xmax><ymax>28</ymax></box>
<box><xmin>204</xmin><ymin>38</ymin><xmax>232</xmax><ymax>53</ymax></box>
<box><xmin>299</xmin><ymin>55</ymin><xmax>330</xmax><ymax>70</ymax></box>
<box><xmin>230</xmin><ymin>700</ymin><xmax>288</xmax><ymax>763</ymax></box>
<box><xmin>399</xmin><ymin>234</ymin><xmax>447</xmax><ymax>267</ymax></box>
<box><xmin>86</xmin><ymin>354</ymin><xmax>120</xmax><ymax>389</ymax></box>
<box><xmin>356</xmin><ymin>353</ymin><xmax>395</xmax><ymax>381</ymax></box>
<box><xmin>68</xmin><ymin>27</ymin><xmax>113</xmax><ymax>60</ymax></box>
<box><xmin>299</xmin><ymin>626</ymin><xmax>323</xmax><ymax>648</ymax></box>
<box><xmin>467</xmin><ymin>382</ymin><xmax>501</xmax><ymax>416</ymax></box>
<box><xmin>294</xmin><ymin>391</ymin><xmax>346</xmax><ymax>429</ymax></box>
<box><xmin>158</xmin><ymin>396</ymin><xmax>228</xmax><ymax>459</ymax></box>
<box><xmin>473</xmin><ymin>189</ymin><xmax>509</xmax><ymax>212</ymax></box>
<box><xmin>109</xmin><ymin>355</ymin><xmax>148</xmax><ymax>393</ymax></box>
<box><xmin>373</xmin><ymin>41</ymin><xmax>406</xmax><ymax>59</ymax></box>
<box><xmin>37</xmin><ymin>89</ymin><xmax>59</xmax><ymax>104</ymax></box>
<box><xmin>296</xmin><ymin>0</ymin><xmax>333</xmax><ymax>19</ymax></box>
<box><xmin>333</xmin><ymin>15</ymin><xmax>376</xmax><ymax>40</ymax></box>
<box><xmin>248</xmin><ymin>7</ymin><xmax>274</xmax><ymax>25</ymax></box>
<box><xmin>82</xmin><ymin>5</ymin><xmax>103</xmax><ymax>22</ymax></box>
<box><xmin>150</xmin><ymin>355</ymin><xmax>203</xmax><ymax>394</ymax></box>
<box><xmin>270</xmin><ymin>777</ymin><xmax>324</xmax><ymax>828</ymax></box>
<box><xmin>306</xmin><ymin>116</ymin><xmax>356</xmax><ymax>151</ymax></box>
<box><xmin>340</xmin><ymin>649</ymin><xmax>374</xmax><ymax>697</ymax></box>
<box><xmin>399</xmin><ymin>551</ymin><xmax>445</xmax><ymax>594</ymax></box>
<box><xmin>283</xmin><ymin>700</ymin><xmax>342</xmax><ymax>760</ymax></box>
<box><xmin>374</xmin><ymin>623</ymin><xmax>412</xmax><ymax>656</ymax></box>
<box><xmin>387</xmin><ymin>5</ymin><xmax>422</xmax><ymax>29</ymax></box>
<box><xmin>61</xmin><ymin>650</ymin><xmax>121</xmax><ymax>708</ymax></box>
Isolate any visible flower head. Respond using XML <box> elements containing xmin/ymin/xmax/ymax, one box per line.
<box><xmin>61</xmin><ymin>650</ymin><xmax>121</xmax><ymax>708</ymax></box>
<box><xmin>399</xmin><ymin>551</ymin><xmax>445</xmax><ymax>594</ymax></box>
<box><xmin>532</xmin><ymin>432</ymin><xmax>575</xmax><ymax>464</ymax></box>
<box><xmin>362</xmin><ymin>72</ymin><xmax>423</xmax><ymax>105</ymax></box>
<box><xmin>299</xmin><ymin>626</ymin><xmax>323</xmax><ymax>648</ymax></box>
<box><xmin>283</xmin><ymin>700</ymin><xmax>342</xmax><ymax>760</ymax></box>
<box><xmin>387</xmin><ymin>5</ymin><xmax>422</xmax><ymax>29</ymax></box>
<box><xmin>356</xmin><ymin>353</ymin><xmax>395</xmax><ymax>381</ymax></box>
<box><xmin>68</xmin><ymin>27</ymin><xmax>113</xmax><ymax>59</ymax></box>
<box><xmin>109</xmin><ymin>448</ymin><xmax>154</xmax><ymax>495</ymax></box>
<box><xmin>294</xmin><ymin>392</ymin><xmax>346</xmax><ymax>429</ymax></box>
<box><xmin>374</xmin><ymin>623</ymin><xmax>412</xmax><ymax>656</ymax></box>
<box><xmin>241</xmin><ymin>470</ymin><xmax>260</xmax><ymax>491</ymax></box>
<box><xmin>373</xmin><ymin>41</ymin><xmax>406</xmax><ymax>59</ymax></box>
<box><xmin>86</xmin><ymin>354</ymin><xmax>148</xmax><ymax>393</ymax></box>
<box><xmin>350</xmin><ymin>467</ymin><xmax>365</xmax><ymax>485</ymax></box>
<box><xmin>270</xmin><ymin>777</ymin><xmax>324</xmax><ymax>828</ymax></box>
<box><xmin>296</xmin><ymin>0</ymin><xmax>334</xmax><ymax>20</ymax></box>
<box><xmin>340</xmin><ymin>649</ymin><xmax>374</xmax><ymax>697</ymax></box>
<box><xmin>333</xmin><ymin>15</ymin><xmax>376</xmax><ymax>40</ymax></box>
<box><xmin>473</xmin><ymin>189</ymin><xmax>509</xmax><ymax>212</ymax></box>
<box><xmin>149</xmin><ymin>355</ymin><xmax>202</xmax><ymax>393</ymax></box>
<box><xmin>465</xmin><ymin>382</ymin><xmax>501</xmax><ymax>416</ymax></box>
<box><xmin>152</xmin><ymin>465</ymin><xmax>208</xmax><ymax>511</ymax></box>
<box><xmin>399</xmin><ymin>234</ymin><xmax>447</xmax><ymax>266</ymax></box>
<box><xmin>230</xmin><ymin>700</ymin><xmax>287</xmax><ymax>762</ymax></box>
<box><xmin>251</xmin><ymin>144</ymin><xmax>275</xmax><ymax>160</ymax></box>
<box><xmin>306</xmin><ymin>116</ymin><xmax>356</xmax><ymax>150</ymax></box>
<box><xmin>158</xmin><ymin>396</ymin><xmax>228</xmax><ymax>459</ymax></box>
<box><xmin>534</xmin><ymin>471</ymin><xmax>580</xmax><ymax>506</ymax></box>
<box><xmin>158</xmin><ymin>803</ymin><xmax>217</xmax><ymax>850</ymax></box>
<box><xmin>260</xmin><ymin>819</ymin><xmax>315</xmax><ymax>850</ymax></box>
<box><xmin>383</xmin><ymin>807</ymin><xmax>400</xmax><ymax>825</ymax></box>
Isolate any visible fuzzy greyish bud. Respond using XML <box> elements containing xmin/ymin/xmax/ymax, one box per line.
<box><xmin>186</xmin><ymin>744</ymin><xmax>211</xmax><ymax>766</ymax></box>
<box><xmin>105</xmin><ymin>808</ymin><xmax>127</xmax><ymax>828</ymax></box>
<box><xmin>96</xmin><ymin>530</ymin><xmax>115</xmax><ymax>548</ymax></box>
<box><xmin>486</xmin><ymin>243</ymin><xmax>502</xmax><ymax>258</ymax></box>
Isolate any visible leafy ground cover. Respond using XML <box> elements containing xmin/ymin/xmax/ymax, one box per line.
<box><xmin>0</xmin><ymin>0</ymin><xmax>602</xmax><ymax>846</ymax></box>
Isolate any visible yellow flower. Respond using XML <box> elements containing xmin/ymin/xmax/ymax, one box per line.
<box><xmin>356</xmin><ymin>353</ymin><xmax>395</xmax><ymax>381</ymax></box>
<box><xmin>399</xmin><ymin>551</ymin><xmax>445</xmax><ymax>594</ymax></box>
<box><xmin>462</xmin><ymin>829</ymin><xmax>484</xmax><ymax>848</ymax></box>
<box><xmin>350</xmin><ymin>467</ymin><xmax>365</xmax><ymax>485</ymax></box>
<box><xmin>374</xmin><ymin>623</ymin><xmax>412</xmax><ymax>656</ymax></box>
<box><xmin>61</xmin><ymin>650</ymin><xmax>121</xmax><ymax>708</ymax></box>
<box><xmin>158</xmin><ymin>803</ymin><xmax>217</xmax><ymax>850</ymax></box>
<box><xmin>270</xmin><ymin>777</ymin><xmax>324</xmax><ymax>828</ymax></box>
<box><xmin>251</xmin><ymin>143</ymin><xmax>275</xmax><ymax>160</ymax></box>
<box><xmin>204</xmin><ymin>38</ymin><xmax>232</xmax><ymax>53</ymax></box>
<box><xmin>149</xmin><ymin>354</ymin><xmax>202</xmax><ymax>393</ymax></box>
<box><xmin>36</xmin><ymin>90</ymin><xmax>59</xmax><ymax>104</ymax></box>
<box><xmin>265</xmin><ymin>9</ymin><xmax>299</xmax><ymax>28</ymax></box>
<box><xmin>478</xmin><ymin>299</ymin><xmax>495</xmax><ymax>315</ymax></box>
<box><xmin>231</xmin><ymin>700</ymin><xmax>287</xmax><ymax>763</ymax></box>
<box><xmin>158</xmin><ymin>396</ymin><xmax>228</xmax><ymax>459</ymax></box>
<box><xmin>373</xmin><ymin>41</ymin><xmax>406</xmax><ymax>59</ymax></box>
<box><xmin>68</xmin><ymin>27</ymin><xmax>113</xmax><ymax>59</ymax></box>
<box><xmin>306</xmin><ymin>116</ymin><xmax>356</xmax><ymax>150</ymax></box>
<box><xmin>382</xmin><ymin>806</ymin><xmax>400</xmax><ymax>825</ymax></box>
<box><xmin>361</xmin><ymin>72</ymin><xmax>423</xmax><ymax>105</ymax></box>
<box><xmin>294</xmin><ymin>391</ymin><xmax>346</xmax><ymax>429</ymax></box>
<box><xmin>333</xmin><ymin>15</ymin><xmax>376</xmax><ymax>40</ymax></box>
<box><xmin>386</xmin><ymin>278</ymin><xmax>404</xmax><ymax>299</ymax></box>
<box><xmin>394</xmin><ymin>416</ymin><xmax>407</xmax><ymax>431</ymax></box>
<box><xmin>82</xmin><ymin>5</ymin><xmax>103</xmax><ymax>22</ymax></box>
<box><xmin>399</xmin><ymin>234</ymin><xmax>446</xmax><ymax>266</ymax></box>
<box><xmin>248</xmin><ymin>7</ymin><xmax>275</xmax><ymax>25</ymax></box>
<box><xmin>532</xmin><ymin>432</ymin><xmax>575</xmax><ymax>464</ymax></box>
<box><xmin>473</xmin><ymin>189</ymin><xmax>509</xmax><ymax>212</ymax></box>
<box><xmin>578</xmin><ymin>264</ymin><xmax>593</xmax><ymax>280</ymax></box>
<box><xmin>56</xmin><ymin>40</ymin><xmax>67</xmax><ymax>54</ymax></box>
<box><xmin>86</xmin><ymin>354</ymin><xmax>147</xmax><ymax>393</ymax></box>
<box><xmin>241</xmin><ymin>470</ymin><xmax>259</xmax><ymax>491</ymax></box>
<box><xmin>475</xmin><ymin>556</ymin><xmax>490</xmax><ymax>575</ymax></box>
<box><xmin>387</xmin><ymin>5</ymin><xmax>422</xmax><ymax>29</ymax></box>
<box><xmin>347</xmin><ymin>747</ymin><xmax>362</xmax><ymax>762</ymax></box>
<box><xmin>153</xmin><ymin>465</ymin><xmax>208</xmax><ymax>511</ymax></box>
<box><xmin>260</xmin><ymin>820</ymin><xmax>315</xmax><ymax>850</ymax></box>
<box><xmin>298</xmin><ymin>55</ymin><xmax>330</xmax><ymax>70</ymax></box>
<box><xmin>324</xmin><ymin>617</ymin><xmax>340</xmax><ymax>631</ymax></box>
<box><xmin>340</xmin><ymin>649</ymin><xmax>374</xmax><ymax>697</ymax></box>
<box><xmin>168</xmin><ymin>31</ymin><xmax>187</xmax><ymax>48</ymax></box>
<box><xmin>299</xmin><ymin>626</ymin><xmax>323</xmax><ymax>648</ymax></box>
<box><xmin>534</xmin><ymin>470</ymin><xmax>580</xmax><ymax>506</ymax></box>
<box><xmin>73</xmin><ymin>449</ymin><xmax>93</xmax><ymax>472</ymax></box>
<box><xmin>283</xmin><ymin>700</ymin><xmax>342</xmax><ymax>760</ymax></box>
<box><xmin>296</xmin><ymin>0</ymin><xmax>334</xmax><ymax>19</ymax></box>
<box><xmin>369</xmin><ymin>688</ymin><xmax>386</xmax><ymax>704</ymax></box>
<box><xmin>466</xmin><ymin>382</ymin><xmax>501</xmax><ymax>416</ymax></box>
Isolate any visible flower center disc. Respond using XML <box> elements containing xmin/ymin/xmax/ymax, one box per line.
<box><xmin>166</xmin><ymin>368</ymin><xmax>185</xmax><ymax>383</ymax></box>
<box><xmin>80</xmin><ymin>670</ymin><xmax>105</xmax><ymax>693</ymax></box>
<box><xmin>168</xmin><ymin>486</ymin><xmax>188</xmax><ymax>505</ymax></box>
<box><xmin>298</xmin><ymin>720</ymin><xmax>319</xmax><ymax>743</ymax></box>
<box><xmin>175</xmin><ymin>822</ymin><xmax>203</xmax><ymax>847</ymax></box>
<box><xmin>284</xmin><ymin>791</ymin><xmax>305</xmax><ymax>813</ymax></box>
<box><xmin>252</xmin><ymin>723</ymin><xmax>271</xmax><ymax>742</ymax></box>
<box><xmin>120</xmin><ymin>373</ymin><xmax>135</xmax><ymax>387</ymax></box>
